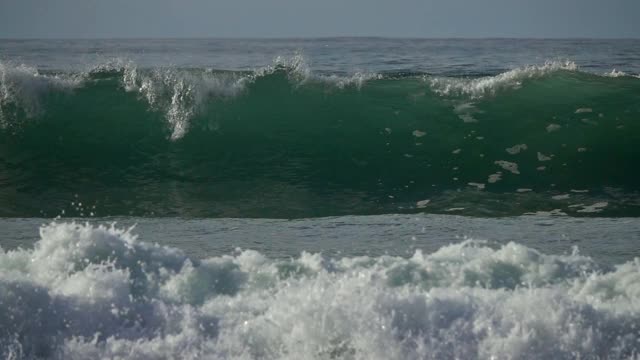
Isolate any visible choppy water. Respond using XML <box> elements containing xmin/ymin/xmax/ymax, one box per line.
<box><xmin>1</xmin><ymin>38</ymin><xmax>640</xmax><ymax>359</ymax></box>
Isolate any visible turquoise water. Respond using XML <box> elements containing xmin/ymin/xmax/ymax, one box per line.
<box><xmin>1</xmin><ymin>39</ymin><xmax>640</xmax><ymax>359</ymax></box>
<box><xmin>2</xmin><ymin>40</ymin><xmax>640</xmax><ymax>218</ymax></box>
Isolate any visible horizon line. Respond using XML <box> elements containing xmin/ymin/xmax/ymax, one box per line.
<box><xmin>1</xmin><ymin>36</ymin><xmax>639</xmax><ymax>41</ymax></box>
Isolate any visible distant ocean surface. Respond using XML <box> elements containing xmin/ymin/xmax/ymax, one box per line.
<box><xmin>1</xmin><ymin>39</ymin><xmax>640</xmax><ymax>359</ymax></box>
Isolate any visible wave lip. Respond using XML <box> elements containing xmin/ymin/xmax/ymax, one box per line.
<box><xmin>0</xmin><ymin>62</ymin><xmax>82</xmax><ymax>128</ymax></box>
<box><xmin>428</xmin><ymin>60</ymin><xmax>578</xmax><ymax>98</ymax></box>
<box><xmin>1</xmin><ymin>221</ymin><xmax>639</xmax><ymax>359</ymax></box>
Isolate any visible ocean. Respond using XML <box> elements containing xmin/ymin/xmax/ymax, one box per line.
<box><xmin>1</xmin><ymin>38</ymin><xmax>639</xmax><ymax>359</ymax></box>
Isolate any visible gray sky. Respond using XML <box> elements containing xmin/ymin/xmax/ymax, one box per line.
<box><xmin>1</xmin><ymin>0</ymin><xmax>638</xmax><ymax>39</ymax></box>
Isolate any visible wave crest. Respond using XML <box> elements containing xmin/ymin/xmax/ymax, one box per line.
<box><xmin>0</xmin><ymin>62</ymin><xmax>82</xmax><ymax>129</ymax></box>
<box><xmin>428</xmin><ymin>61</ymin><xmax>578</xmax><ymax>98</ymax></box>
<box><xmin>0</xmin><ymin>54</ymin><xmax>378</xmax><ymax>140</ymax></box>
<box><xmin>2</xmin><ymin>58</ymin><xmax>636</xmax><ymax>140</ymax></box>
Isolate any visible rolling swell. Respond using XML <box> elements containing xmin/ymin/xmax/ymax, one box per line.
<box><xmin>1</xmin><ymin>59</ymin><xmax>640</xmax><ymax>217</ymax></box>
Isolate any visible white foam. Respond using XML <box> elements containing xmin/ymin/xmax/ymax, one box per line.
<box><xmin>494</xmin><ymin>160</ymin><xmax>520</xmax><ymax>174</ymax></box>
<box><xmin>537</xmin><ymin>152</ymin><xmax>552</xmax><ymax>162</ymax></box>
<box><xmin>122</xmin><ymin>54</ymin><xmax>382</xmax><ymax>140</ymax></box>
<box><xmin>321</xmin><ymin>71</ymin><xmax>383</xmax><ymax>89</ymax></box>
<box><xmin>603</xmin><ymin>69</ymin><xmax>640</xmax><ymax>78</ymax></box>
<box><xmin>546</xmin><ymin>123</ymin><xmax>562</xmax><ymax>132</ymax></box>
<box><xmin>0</xmin><ymin>61</ymin><xmax>82</xmax><ymax>127</ymax></box>
<box><xmin>412</xmin><ymin>129</ymin><xmax>426</xmax><ymax>138</ymax></box>
<box><xmin>253</xmin><ymin>53</ymin><xmax>382</xmax><ymax>90</ymax></box>
<box><xmin>1</xmin><ymin>222</ymin><xmax>639</xmax><ymax>358</ymax></box>
<box><xmin>468</xmin><ymin>182</ymin><xmax>486</xmax><ymax>190</ymax></box>
<box><xmin>122</xmin><ymin>64</ymin><xmax>248</xmax><ymax>140</ymax></box>
<box><xmin>576</xmin><ymin>202</ymin><xmax>609</xmax><ymax>213</ymax></box>
<box><xmin>429</xmin><ymin>61</ymin><xmax>577</xmax><ymax>99</ymax></box>
<box><xmin>488</xmin><ymin>172</ymin><xmax>503</xmax><ymax>183</ymax></box>
<box><xmin>506</xmin><ymin>144</ymin><xmax>527</xmax><ymax>155</ymax></box>
<box><xmin>453</xmin><ymin>102</ymin><xmax>482</xmax><ymax>123</ymax></box>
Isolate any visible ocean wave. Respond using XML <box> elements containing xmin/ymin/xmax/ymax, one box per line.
<box><xmin>1</xmin><ymin>58</ymin><xmax>637</xmax><ymax>138</ymax></box>
<box><xmin>0</xmin><ymin>55</ymin><xmax>385</xmax><ymax>139</ymax></box>
<box><xmin>1</xmin><ymin>57</ymin><xmax>639</xmax><ymax>218</ymax></box>
<box><xmin>1</xmin><ymin>221</ymin><xmax>639</xmax><ymax>359</ymax></box>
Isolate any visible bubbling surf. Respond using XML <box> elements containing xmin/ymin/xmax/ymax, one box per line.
<box><xmin>1</xmin><ymin>221</ymin><xmax>639</xmax><ymax>359</ymax></box>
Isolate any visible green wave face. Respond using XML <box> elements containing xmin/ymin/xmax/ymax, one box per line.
<box><xmin>1</xmin><ymin>63</ymin><xmax>640</xmax><ymax>217</ymax></box>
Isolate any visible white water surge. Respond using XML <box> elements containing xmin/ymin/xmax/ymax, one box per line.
<box><xmin>1</xmin><ymin>221</ymin><xmax>639</xmax><ymax>359</ymax></box>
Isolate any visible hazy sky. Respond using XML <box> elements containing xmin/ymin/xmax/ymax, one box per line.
<box><xmin>1</xmin><ymin>0</ymin><xmax>638</xmax><ymax>39</ymax></box>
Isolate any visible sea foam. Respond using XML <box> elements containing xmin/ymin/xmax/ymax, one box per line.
<box><xmin>1</xmin><ymin>222</ymin><xmax>639</xmax><ymax>359</ymax></box>
<box><xmin>428</xmin><ymin>61</ymin><xmax>578</xmax><ymax>99</ymax></box>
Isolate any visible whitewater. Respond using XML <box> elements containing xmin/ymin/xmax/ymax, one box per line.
<box><xmin>0</xmin><ymin>218</ymin><xmax>639</xmax><ymax>359</ymax></box>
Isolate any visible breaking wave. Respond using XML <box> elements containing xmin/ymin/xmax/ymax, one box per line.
<box><xmin>1</xmin><ymin>58</ymin><xmax>639</xmax><ymax>217</ymax></box>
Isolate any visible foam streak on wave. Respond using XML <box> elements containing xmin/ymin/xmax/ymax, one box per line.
<box><xmin>122</xmin><ymin>64</ymin><xmax>248</xmax><ymax>140</ymax></box>
<box><xmin>428</xmin><ymin>61</ymin><xmax>578</xmax><ymax>98</ymax></box>
<box><xmin>1</xmin><ymin>222</ymin><xmax>639</xmax><ymax>359</ymax></box>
